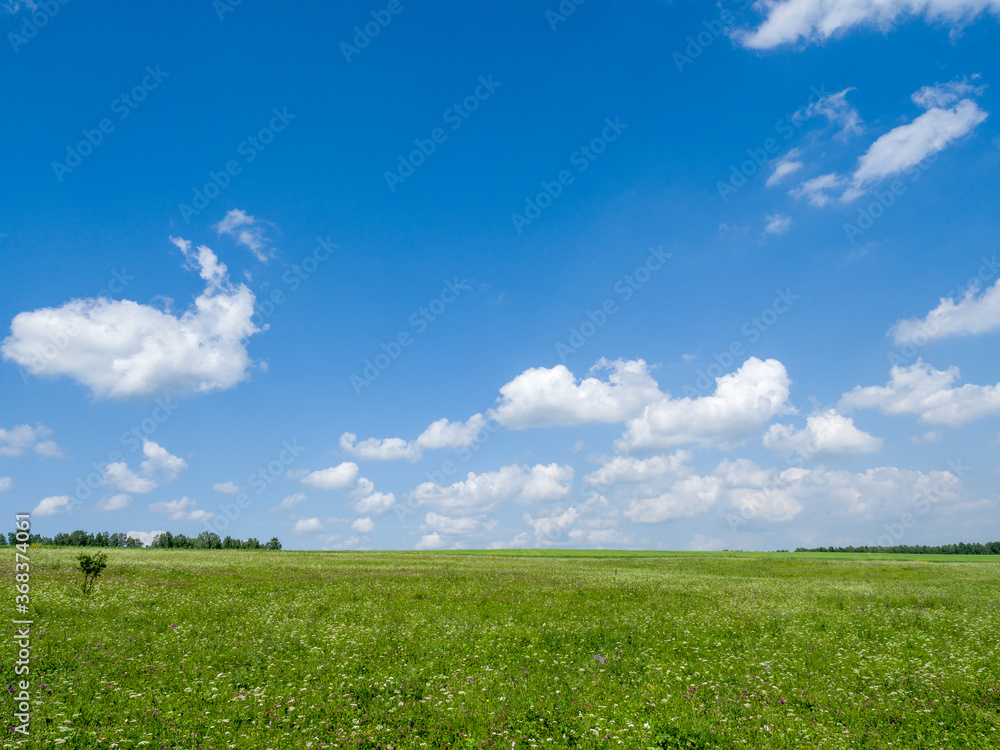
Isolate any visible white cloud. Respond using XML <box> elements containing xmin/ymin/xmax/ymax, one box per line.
<box><xmin>912</xmin><ymin>78</ymin><xmax>987</xmax><ymax>110</ymax></box>
<box><xmin>762</xmin><ymin>409</ymin><xmax>883</xmax><ymax>457</ymax></box>
<box><xmin>615</xmin><ymin>454</ymin><xmax>962</xmax><ymax>526</ymax></box>
<box><xmin>688</xmin><ymin>534</ymin><xmax>725</xmax><ymax>551</ymax></box>
<box><xmin>412</xmin><ymin>463</ymin><xmax>574</xmax><ymax>516</ymax></box>
<box><xmin>339</xmin><ymin>414</ymin><xmax>486</xmax><ymax>462</ymax></box>
<box><xmin>0</xmin><ymin>424</ymin><xmax>61</xmax><ymax>457</ymax></box>
<box><xmin>351</xmin><ymin>517</ymin><xmax>375</xmax><ymax>534</ymax></box>
<box><xmin>421</xmin><ymin>512</ymin><xmax>487</xmax><ymax>536</ymax></box>
<box><xmin>890</xmin><ymin>277</ymin><xmax>1000</xmax><ymax>344</ymax></box>
<box><xmin>149</xmin><ymin>496</ymin><xmax>215</xmax><ymax>522</ymax></box>
<box><xmin>840</xmin><ymin>360</ymin><xmax>1000</xmax><ymax>427</ymax></box>
<box><xmin>33</xmin><ymin>495</ymin><xmax>73</xmax><ymax>517</ymax></box>
<box><xmin>0</xmin><ymin>477</ymin><xmax>11</xmax><ymax>493</ymax></box>
<box><xmin>293</xmin><ymin>517</ymin><xmax>323</xmax><ymax>534</ymax></box>
<box><xmin>490</xmin><ymin>358</ymin><xmax>663</xmax><ymax>428</ymax></box>
<box><xmin>301</xmin><ymin>462</ymin><xmax>360</xmax><ymax>490</ymax></box>
<box><xmin>805</xmin><ymin>88</ymin><xmax>863</xmax><ymax>136</ymax></box>
<box><xmin>911</xmin><ymin>430</ymin><xmax>943</xmax><ymax>444</ymax></box>
<box><xmin>764</xmin><ymin>214</ymin><xmax>793</xmax><ymax>236</ymax></box>
<box><xmin>846</xmin><ymin>97</ymin><xmax>988</xmax><ymax>196</ymax></box>
<box><xmin>766</xmin><ymin>150</ymin><xmax>804</xmax><ymax>186</ymax></box>
<box><xmin>415</xmin><ymin>532</ymin><xmax>446</xmax><ymax>550</ymax></box>
<box><xmin>738</xmin><ymin>0</ymin><xmax>1000</xmax><ymax>49</ymax></box>
<box><xmin>615</xmin><ymin>357</ymin><xmax>795</xmax><ymax>453</ymax></box>
<box><xmin>102</xmin><ymin>440</ymin><xmax>187</xmax><ymax>494</ymax></box>
<box><xmin>351</xmin><ymin>490</ymin><xmax>396</xmax><ymax>516</ymax></box>
<box><xmin>213</xmin><ymin>481</ymin><xmax>242</xmax><ymax>494</ymax></box>
<box><xmin>790</xmin><ymin>172</ymin><xmax>847</xmax><ymax>207</ymax></box>
<box><xmin>278</xmin><ymin>492</ymin><xmax>307</xmax><ymax>510</ymax></box>
<box><xmin>1</xmin><ymin>240</ymin><xmax>261</xmax><ymax>399</ymax></box>
<box><xmin>348</xmin><ymin>477</ymin><xmax>397</xmax><ymax>516</ymax></box>
<box><xmin>97</xmin><ymin>493</ymin><xmax>132</xmax><ymax>512</ymax></box>
<box><xmin>214</xmin><ymin>209</ymin><xmax>272</xmax><ymax>262</ymax></box>
<box><xmin>126</xmin><ymin>530</ymin><xmax>165</xmax><ymax>547</ymax></box>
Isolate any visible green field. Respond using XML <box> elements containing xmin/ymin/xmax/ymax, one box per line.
<box><xmin>4</xmin><ymin>550</ymin><xmax>1000</xmax><ymax>749</ymax></box>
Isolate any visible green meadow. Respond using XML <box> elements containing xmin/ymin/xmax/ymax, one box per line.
<box><xmin>4</xmin><ymin>549</ymin><xmax>999</xmax><ymax>749</ymax></box>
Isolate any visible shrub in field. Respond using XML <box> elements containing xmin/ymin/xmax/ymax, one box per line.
<box><xmin>77</xmin><ymin>551</ymin><xmax>108</xmax><ymax>595</ymax></box>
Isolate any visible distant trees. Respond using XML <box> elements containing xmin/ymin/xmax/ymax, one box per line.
<box><xmin>796</xmin><ymin>542</ymin><xmax>1000</xmax><ymax>555</ymax></box>
<box><xmin>7</xmin><ymin>529</ymin><xmax>281</xmax><ymax>550</ymax></box>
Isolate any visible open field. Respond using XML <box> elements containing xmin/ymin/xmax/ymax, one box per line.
<box><xmin>4</xmin><ymin>550</ymin><xmax>1000</xmax><ymax>749</ymax></box>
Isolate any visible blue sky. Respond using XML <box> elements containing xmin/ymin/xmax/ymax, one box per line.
<box><xmin>2</xmin><ymin>0</ymin><xmax>999</xmax><ymax>550</ymax></box>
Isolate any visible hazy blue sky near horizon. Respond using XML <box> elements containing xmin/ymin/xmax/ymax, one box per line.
<box><xmin>2</xmin><ymin>0</ymin><xmax>999</xmax><ymax>551</ymax></box>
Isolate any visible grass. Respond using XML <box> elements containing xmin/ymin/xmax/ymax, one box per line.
<box><xmin>3</xmin><ymin>549</ymin><xmax>999</xmax><ymax>748</ymax></box>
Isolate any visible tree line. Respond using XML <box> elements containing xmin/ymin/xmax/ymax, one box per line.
<box><xmin>796</xmin><ymin>542</ymin><xmax>1000</xmax><ymax>555</ymax></box>
<box><xmin>3</xmin><ymin>530</ymin><xmax>281</xmax><ymax>550</ymax></box>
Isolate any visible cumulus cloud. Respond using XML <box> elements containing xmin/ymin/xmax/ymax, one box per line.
<box><xmin>762</xmin><ymin>409</ymin><xmax>884</xmax><ymax>458</ymax></box>
<box><xmin>615</xmin><ymin>357</ymin><xmax>795</xmax><ymax>453</ymax></box>
<box><xmin>840</xmin><ymin>360</ymin><xmax>1000</xmax><ymax>427</ymax></box>
<box><xmin>213</xmin><ymin>481</ymin><xmax>242</xmax><ymax>494</ymax></box>
<box><xmin>339</xmin><ymin>414</ymin><xmax>486</xmax><ymax>462</ymax></box>
<box><xmin>102</xmin><ymin>440</ymin><xmax>187</xmax><ymax>494</ymax></box>
<box><xmin>97</xmin><ymin>493</ymin><xmax>132</xmax><ymax>511</ymax></box>
<box><xmin>805</xmin><ymin>87</ymin><xmax>863</xmax><ymax>136</ymax></box>
<box><xmin>490</xmin><ymin>358</ymin><xmax>662</xmax><ymax>429</ymax></box>
<box><xmin>738</xmin><ymin>0</ymin><xmax>1000</xmax><ymax>49</ymax></box>
<box><xmin>351</xmin><ymin>517</ymin><xmax>375</xmax><ymax>534</ymax></box>
<box><xmin>421</xmin><ymin>512</ymin><xmax>488</xmax><ymax>536</ymax></box>
<box><xmin>890</xmin><ymin>277</ymin><xmax>1000</xmax><ymax>344</ymax></box>
<box><xmin>293</xmin><ymin>517</ymin><xmax>323</xmax><ymax>534</ymax></box>
<box><xmin>1</xmin><ymin>240</ymin><xmax>261</xmax><ymax>399</ymax></box>
<box><xmin>600</xmin><ymin>450</ymin><xmax>962</xmax><ymax>526</ymax></box>
<box><xmin>277</xmin><ymin>492</ymin><xmax>307</xmax><ymax>510</ymax></box>
<box><xmin>300</xmin><ymin>463</ymin><xmax>395</xmax><ymax>515</ymax></box>
<box><xmin>0</xmin><ymin>477</ymin><xmax>11</xmax><ymax>493</ymax></box>
<box><xmin>301</xmin><ymin>462</ymin><xmax>360</xmax><ymax>490</ymax></box>
<box><xmin>33</xmin><ymin>495</ymin><xmax>73</xmax><ymax>517</ymax></box>
<box><xmin>415</xmin><ymin>532</ymin><xmax>446</xmax><ymax>550</ymax></box>
<box><xmin>688</xmin><ymin>534</ymin><xmax>725</xmax><ymax>551</ymax></box>
<box><xmin>845</xmin><ymin>96</ymin><xmax>987</xmax><ymax>198</ymax></box>
<box><xmin>149</xmin><ymin>497</ymin><xmax>215</xmax><ymax>522</ymax></box>
<box><xmin>412</xmin><ymin>463</ymin><xmax>574</xmax><ymax>516</ymax></box>
<box><xmin>790</xmin><ymin>172</ymin><xmax>847</xmax><ymax>207</ymax></box>
<box><xmin>214</xmin><ymin>209</ymin><xmax>272</xmax><ymax>262</ymax></box>
<box><xmin>0</xmin><ymin>424</ymin><xmax>61</xmax><ymax>457</ymax></box>
<box><xmin>764</xmin><ymin>214</ymin><xmax>793</xmax><ymax>236</ymax></box>
<box><xmin>127</xmin><ymin>530</ymin><xmax>165</xmax><ymax>547</ymax></box>
<box><xmin>766</xmin><ymin>149</ymin><xmax>804</xmax><ymax>187</ymax></box>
